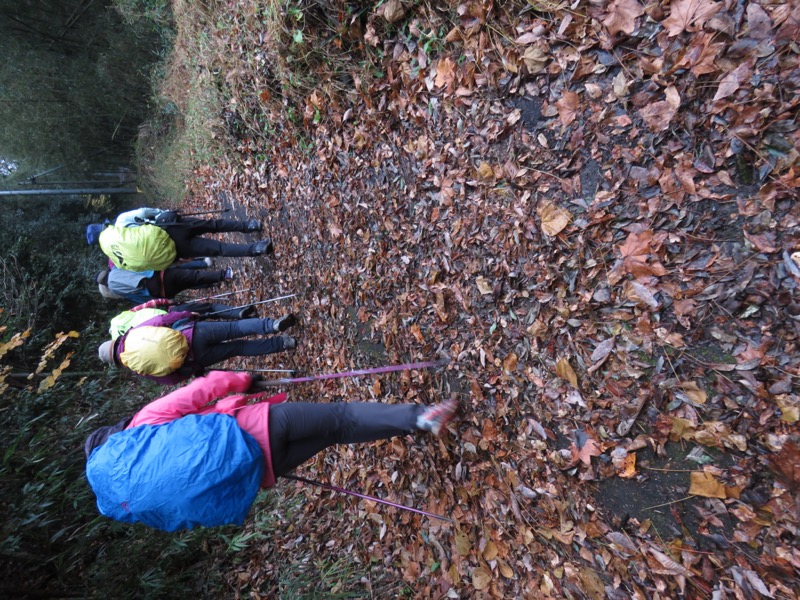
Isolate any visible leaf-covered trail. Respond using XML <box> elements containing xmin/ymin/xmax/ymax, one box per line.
<box><xmin>175</xmin><ymin>1</ymin><xmax>799</xmax><ymax>597</ymax></box>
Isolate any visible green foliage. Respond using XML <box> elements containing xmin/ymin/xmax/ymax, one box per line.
<box><xmin>0</xmin><ymin>0</ymin><xmax>162</xmax><ymax>183</ymax></box>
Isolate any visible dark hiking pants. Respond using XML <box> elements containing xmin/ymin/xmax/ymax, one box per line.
<box><xmin>144</xmin><ymin>268</ymin><xmax>226</xmax><ymax>298</ymax></box>
<box><xmin>160</xmin><ymin>218</ymin><xmax>261</xmax><ymax>258</ymax></box>
<box><xmin>191</xmin><ymin>318</ymin><xmax>284</xmax><ymax>367</ymax></box>
<box><xmin>267</xmin><ymin>402</ymin><xmax>422</xmax><ymax>477</ymax></box>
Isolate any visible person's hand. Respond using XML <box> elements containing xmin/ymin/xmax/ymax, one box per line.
<box><xmin>155</xmin><ymin>210</ymin><xmax>179</xmax><ymax>224</ymax></box>
<box><xmin>247</xmin><ymin>374</ymin><xmax>265</xmax><ymax>393</ymax></box>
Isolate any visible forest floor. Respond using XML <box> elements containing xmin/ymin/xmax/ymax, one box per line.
<box><xmin>152</xmin><ymin>1</ymin><xmax>799</xmax><ymax>598</ymax></box>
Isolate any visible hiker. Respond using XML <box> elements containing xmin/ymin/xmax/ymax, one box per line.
<box><xmin>85</xmin><ymin>207</ymin><xmax>273</xmax><ymax>272</ymax></box>
<box><xmin>96</xmin><ymin>264</ymin><xmax>234</xmax><ymax>305</ymax></box>
<box><xmin>108</xmin><ymin>300</ymin><xmax>258</xmax><ymax>340</ymax></box>
<box><xmin>97</xmin><ymin>309</ymin><xmax>298</xmax><ymax>385</ymax></box>
<box><xmin>84</xmin><ymin>370</ymin><xmax>460</xmax><ymax>531</ymax></box>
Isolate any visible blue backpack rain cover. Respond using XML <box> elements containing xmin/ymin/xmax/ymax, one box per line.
<box><xmin>86</xmin><ymin>414</ymin><xmax>264</xmax><ymax>532</ymax></box>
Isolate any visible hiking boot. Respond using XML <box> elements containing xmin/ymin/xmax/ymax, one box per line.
<box><xmin>251</xmin><ymin>240</ymin><xmax>274</xmax><ymax>256</ymax></box>
<box><xmin>224</xmin><ymin>266</ymin><xmax>234</xmax><ymax>280</ymax></box>
<box><xmin>273</xmin><ymin>313</ymin><xmax>297</xmax><ymax>333</ymax></box>
<box><xmin>416</xmin><ymin>397</ymin><xmax>459</xmax><ymax>436</ymax></box>
<box><xmin>243</xmin><ymin>219</ymin><xmax>263</xmax><ymax>233</ymax></box>
<box><xmin>281</xmin><ymin>335</ymin><xmax>297</xmax><ymax>350</ymax></box>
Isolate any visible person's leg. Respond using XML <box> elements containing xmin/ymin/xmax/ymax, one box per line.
<box><xmin>179</xmin><ymin>218</ymin><xmax>257</xmax><ymax>234</ymax></box>
<box><xmin>191</xmin><ymin>318</ymin><xmax>290</xmax><ymax>366</ymax></box>
<box><xmin>268</xmin><ymin>402</ymin><xmax>422</xmax><ymax>477</ymax></box>
<box><xmin>173</xmin><ymin>258</ymin><xmax>211</xmax><ymax>269</ymax></box>
<box><xmin>182</xmin><ymin>237</ymin><xmax>268</xmax><ymax>258</ymax></box>
<box><xmin>161</xmin><ymin>222</ymin><xmax>268</xmax><ymax>258</ymax></box>
<box><xmin>161</xmin><ymin>268</ymin><xmax>226</xmax><ymax>297</ymax></box>
<box><xmin>173</xmin><ymin>302</ymin><xmax>251</xmax><ymax>319</ymax></box>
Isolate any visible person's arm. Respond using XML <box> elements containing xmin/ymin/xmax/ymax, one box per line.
<box><xmin>130</xmin><ymin>298</ymin><xmax>174</xmax><ymax>311</ymax></box>
<box><xmin>115</xmin><ymin>208</ymin><xmax>166</xmax><ymax>228</ymax></box>
<box><xmin>134</xmin><ymin>310</ymin><xmax>194</xmax><ymax>328</ymax></box>
<box><xmin>129</xmin><ymin>371</ymin><xmax>253</xmax><ymax>426</ymax></box>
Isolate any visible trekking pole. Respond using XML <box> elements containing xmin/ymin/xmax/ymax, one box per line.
<box><xmin>283</xmin><ymin>474</ymin><xmax>453</xmax><ymax>523</ymax></box>
<box><xmin>216</xmin><ymin>368</ymin><xmax>297</xmax><ymax>374</ymax></box>
<box><xmin>178</xmin><ymin>208</ymin><xmax>231</xmax><ymax>217</ymax></box>
<box><xmin>250</xmin><ymin>359</ymin><xmax>448</xmax><ymax>388</ymax></box>
<box><xmin>202</xmin><ymin>293</ymin><xmax>298</xmax><ymax>317</ymax></box>
<box><xmin>182</xmin><ymin>288</ymin><xmax>255</xmax><ymax>305</ymax></box>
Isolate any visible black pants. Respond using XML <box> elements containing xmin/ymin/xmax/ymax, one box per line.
<box><xmin>144</xmin><ymin>269</ymin><xmax>226</xmax><ymax>298</ymax></box>
<box><xmin>267</xmin><ymin>402</ymin><xmax>421</xmax><ymax>478</ymax></box>
<box><xmin>191</xmin><ymin>318</ymin><xmax>284</xmax><ymax>367</ymax></box>
<box><xmin>160</xmin><ymin>219</ymin><xmax>260</xmax><ymax>258</ymax></box>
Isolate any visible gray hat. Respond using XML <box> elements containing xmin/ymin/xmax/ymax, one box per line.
<box><xmin>98</xmin><ymin>340</ymin><xmax>116</xmax><ymax>365</ymax></box>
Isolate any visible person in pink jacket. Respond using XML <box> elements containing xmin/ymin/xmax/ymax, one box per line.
<box><xmin>84</xmin><ymin>371</ymin><xmax>459</xmax><ymax>489</ymax></box>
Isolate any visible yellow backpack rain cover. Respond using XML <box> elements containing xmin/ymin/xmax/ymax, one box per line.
<box><xmin>120</xmin><ymin>326</ymin><xmax>189</xmax><ymax>376</ymax></box>
<box><xmin>99</xmin><ymin>225</ymin><xmax>177</xmax><ymax>271</ymax></box>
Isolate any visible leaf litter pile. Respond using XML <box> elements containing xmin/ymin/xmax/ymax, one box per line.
<box><xmin>173</xmin><ymin>0</ymin><xmax>799</xmax><ymax>597</ymax></box>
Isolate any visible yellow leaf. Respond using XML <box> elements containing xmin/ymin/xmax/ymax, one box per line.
<box><xmin>618</xmin><ymin>452</ymin><xmax>637</xmax><ymax>478</ymax></box>
<box><xmin>498</xmin><ymin>558</ymin><xmax>514</xmax><ymax>578</ymax></box>
<box><xmin>556</xmin><ymin>357</ymin><xmax>578</xmax><ymax>388</ymax></box>
<box><xmin>689</xmin><ymin>471</ymin><xmax>726</xmax><ymax>499</ymax></box>
<box><xmin>679</xmin><ymin>381</ymin><xmax>707</xmax><ymax>405</ymax></box>
<box><xmin>477</xmin><ymin>162</ymin><xmax>494</xmax><ymax>180</ymax></box>
<box><xmin>472</xmin><ymin>565</ymin><xmax>492</xmax><ymax>590</ymax></box>
<box><xmin>537</xmin><ymin>201</ymin><xmax>572</xmax><ymax>237</ymax></box>
<box><xmin>0</xmin><ymin>329</ymin><xmax>30</xmax><ymax>360</ymax></box>
<box><xmin>38</xmin><ymin>375</ymin><xmax>56</xmax><ymax>392</ymax></box>
<box><xmin>483</xmin><ymin>540</ymin><xmax>498</xmax><ymax>561</ymax></box>
<box><xmin>448</xmin><ymin>563</ymin><xmax>461</xmax><ymax>586</ymax></box>
<box><xmin>475</xmin><ymin>276</ymin><xmax>493</xmax><ymax>295</ymax></box>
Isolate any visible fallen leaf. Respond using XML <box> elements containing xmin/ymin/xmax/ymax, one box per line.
<box><xmin>475</xmin><ymin>276</ymin><xmax>493</xmax><ymax>295</ymax></box>
<box><xmin>591</xmin><ymin>337</ymin><xmax>616</xmax><ymax>364</ymax></box>
<box><xmin>556</xmin><ymin>357</ymin><xmax>578</xmax><ymax>388</ymax></box>
<box><xmin>502</xmin><ymin>352</ymin><xmax>518</xmax><ymax>374</ymax></box>
<box><xmin>472</xmin><ymin>565</ymin><xmax>492</xmax><ymax>590</ymax></box>
<box><xmin>555</xmin><ymin>90</ymin><xmax>580</xmax><ymax>127</ymax></box>
<box><xmin>434</xmin><ymin>57</ymin><xmax>456</xmax><ymax>89</ymax></box>
<box><xmin>618</xmin><ymin>452</ymin><xmax>637</xmax><ymax>478</ymax></box>
<box><xmin>628</xmin><ymin>281</ymin><xmax>660</xmax><ymax>308</ymax></box>
<box><xmin>713</xmin><ymin>63</ymin><xmax>753</xmax><ymax>102</ymax></box>
<box><xmin>678</xmin><ymin>381</ymin><xmax>707</xmax><ymax>405</ymax></box>
<box><xmin>477</xmin><ymin>161</ymin><xmax>494</xmax><ymax>180</ymax></box>
<box><xmin>689</xmin><ymin>471</ymin><xmax>726</xmax><ymax>498</ymax></box>
<box><xmin>743</xmin><ymin>229</ymin><xmax>778</xmax><ymax>253</ymax></box>
<box><xmin>537</xmin><ymin>201</ymin><xmax>572</xmax><ymax>237</ymax></box>
<box><xmin>648</xmin><ymin>547</ymin><xmax>693</xmax><ymax>576</ymax></box>
<box><xmin>497</xmin><ymin>559</ymin><xmax>514</xmax><ymax>578</ymax></box>
<box><xmin>381</xmin><ymin>0</ymin><xmax>406</xmax><ymax>24</ymax></box>
<box><xmin>661</xmin><ymin>0</ymin><xmax>722</xmax><ymax>36</ymax></box>
<box><xmin>602</xmin><ymin>0</ymin><xmax>645</xmax><ymax>37</ymax></box>
<box><xmin>482</xmin><ymin>540</ymin><xmax>498</xmax><ymax>561</ymax></box>
<box><xmin>455</xmin><ymin>531</ymin><xmax>472</xmax><ymax>556</ymax></box>
<box><xmin>573</xmin><ymin>435</ymin><xmax>601</xmax><ymax>466</ymax></box>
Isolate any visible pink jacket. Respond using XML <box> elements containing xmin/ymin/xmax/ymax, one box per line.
<box><xmin>127</xmin><ymin>371</ymin><xmax>285</xmax><ymax>488</ymax></box>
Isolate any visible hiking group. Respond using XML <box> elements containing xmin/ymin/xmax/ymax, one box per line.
<box><xmin>84</xmin><ymin>206</ymin><xmax>459</xmax><ymax>531</ymax></box>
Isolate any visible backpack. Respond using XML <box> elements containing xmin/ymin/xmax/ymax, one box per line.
<box><xmin>98</xmin><ymin>224</ymin><xmax>177</xmax><ymax>271</ymax></box>
<box><xmin>120</xmin><ymin>325</ymin><xmax>189</xmax><ymax>376</ymax></box>
<box><xmin>109</xmin><ymin>308</ymin><xmax>167</xmax><ymax>340</ymax></box>
<box><xmin>86</xmin><ymin>414</ymin><xmax>265</xmax><ymax>531</ymax></box>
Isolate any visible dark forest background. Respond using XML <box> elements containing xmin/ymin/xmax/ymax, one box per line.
<box><xmin>0</xmin><ymin>2</ymin><xmax>246</xmax><ymax>598</ymax></box>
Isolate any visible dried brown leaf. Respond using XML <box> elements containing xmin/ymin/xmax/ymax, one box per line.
<box><xmin>661</xmin><ymin>0</ymin><xmax>722</xmax><ymax>36</ymax></box>
<box><xmin>603</xmin><ymin>0</ymin><xmax>645</xmax><ymax>37</ymax></box>
<box><xmin>556</xmin><ymin>357</ymin><xmax>578</xmax><ymax>388</ymax></box>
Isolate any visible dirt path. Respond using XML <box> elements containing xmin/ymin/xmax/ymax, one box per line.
<box><xmin>177</xmin><ymin>1</ymin><xmax>800</xmax><ymax>597</ymax></box>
